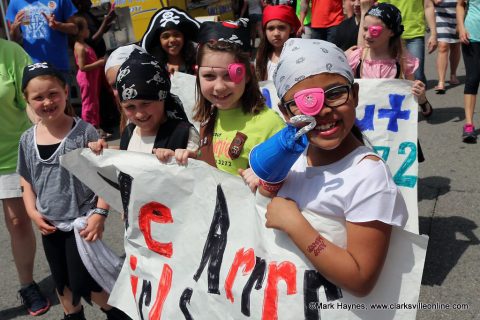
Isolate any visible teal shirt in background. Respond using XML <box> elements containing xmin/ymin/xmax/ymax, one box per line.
<box><xmin>465</xmin><ymin>0</ymin><xmax>480</xmax><ymax>42</ymax></box>
<box><xmin>0</xmin><ymin>39</ymin><xmax>32</xmax><ymax>174</ymax></box>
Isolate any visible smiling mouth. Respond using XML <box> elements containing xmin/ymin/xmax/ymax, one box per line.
<box><xmin>214</xmin><ymin>94</ymin><xmax>231</xmax><ymax>101</ymax></box>
<box><xmin>43</xmin><ymin>107</ymin><xmax>57</xmax><ymax>114</ymax></box>
<box><xmin>315</xmin><ymin>121</ymin><xmax>337</xmax><ymax>132</ymax></box>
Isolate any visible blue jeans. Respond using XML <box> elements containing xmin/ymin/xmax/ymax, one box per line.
<box><xmin>404</xmin><ymin>37</ymin><xmax>426</xmax><ymax>84</ymax></box>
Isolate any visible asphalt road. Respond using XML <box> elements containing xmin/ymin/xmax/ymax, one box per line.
<box><xmin>1</xmin><ymin>44</ymin><xmax>479</xmax><ymax>320</ymax></box>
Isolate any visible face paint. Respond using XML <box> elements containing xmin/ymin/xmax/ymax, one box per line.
<box><xmin>293</xmin><ymin>88</ymin><xmax>325</xmax><ymax>116</ymax></box>
<box><xmin>368</xmin><ymin>25</ymin><xmax>383</xmax><ymax>38</ymax></box>
<box><xmin>228</xmin><ymin>63</ymin><xmax>246</xmax><ymax>84</ymax></box>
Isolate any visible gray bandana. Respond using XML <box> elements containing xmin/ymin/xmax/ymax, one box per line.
<box><xmin>273</xmin><ymin>38</ymin><xmax>354</xmax><ymax>100</ymax></box>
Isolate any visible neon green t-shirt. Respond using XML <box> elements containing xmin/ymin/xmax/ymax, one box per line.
<box><xmin>296</xmin><ymin>0</ymin><xmax>312</xmax><ymax>26</ymax></box>
<box><xmin>378</xmin><ymin>0</ymin><xmax>425</xmax><ymax>39</ymax></box>
<box><xmin>213</xmin><ymin>107</ymin><xmax>285</xmax><ymax>176</ymax></box>
<box><xmin>0</xmin><ymin>39</ymin><xmax>32</xmax><ymax>174</ymax></box>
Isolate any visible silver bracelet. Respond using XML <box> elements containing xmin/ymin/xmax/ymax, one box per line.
<box><xmin>93</xmin><ymin>207</ymin><xmax>109</xmax><ymax>217</ymax></box>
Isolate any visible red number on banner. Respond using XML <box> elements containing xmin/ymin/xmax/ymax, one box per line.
<box><xmin>138</xmin><ymin>202</ymin><xmax>173</xmax><ymax>258</ymax></box>
<box><xmin>262</xmin><ymin>261</ymin><xmax>297</xmax><ymax>320</ymax></box>
<box><xmin>225</xmin><ymin>248</ymin><xmax>256</xmax><ymax>303</ymax></box>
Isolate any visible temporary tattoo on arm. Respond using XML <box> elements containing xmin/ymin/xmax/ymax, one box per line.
<box><xmin>307</xmin><ymin>236</ymin><xmax>326</xmax><ymax>256</ymax></box>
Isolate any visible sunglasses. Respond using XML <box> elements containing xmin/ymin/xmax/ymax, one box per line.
<box><xmin>282</xmin><ymin>83</ymin><xmax>353</xmax><ymax>116</ymax></box>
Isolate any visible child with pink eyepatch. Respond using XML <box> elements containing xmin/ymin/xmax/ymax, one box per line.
<box><xmin>347</xmin><ymin>2</ymin><xmax>432</xmax><ymax>118</ymax></box>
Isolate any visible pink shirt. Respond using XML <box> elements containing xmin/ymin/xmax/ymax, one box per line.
<box><xmin>347</xmin><ymin>47</ymin><xmax>419</xmax><ymax>79</ymax></box>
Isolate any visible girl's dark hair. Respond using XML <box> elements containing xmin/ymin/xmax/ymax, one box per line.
<box><xmin>23</xmin><ymin>75</ymin><xmax>76</xmax><ymax>117</ymax></box>
<box><xmin>193</xmin><ymin>41</ymin><xmax>265</xmax><ymax>123</ymax></box>
<box><xmin>255</xmin><ymin>34</ymin><xmax>273</xmax><ymax>81</ymax></box>
<box><xmin>153</xmin><ymin>30</ymin><xmax>197</xmax><ymax>75</ymax></box>
<box><xmin>69</xmin><ymin>15</ymin><xmax>88</xmax><ymax>44</ymax></box>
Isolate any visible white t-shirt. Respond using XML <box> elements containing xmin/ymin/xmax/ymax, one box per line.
<box><xmin>267</xmin><ymin>60</ymin><xmax>278</xmax><ymax>81</ymax></box>
<box><xmin>278</xmin><ymin>145</ymin><xmax>408</xmax><ymax>228</ymax></box>
<box><xmin>127</xmin><ymin>126</ymin><xmax>200</xmax><ymax>153</ymax></box>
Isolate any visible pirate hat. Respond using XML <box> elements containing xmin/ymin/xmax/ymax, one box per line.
<box><xmin>197</xmin><ymin>18</ymin><xmax>251</xmax><ymax>52</ymax></box>
<box><xmin>140</xmin><ymin>6</ymin><xmax>200</xmax><ymax>54</ymax></box>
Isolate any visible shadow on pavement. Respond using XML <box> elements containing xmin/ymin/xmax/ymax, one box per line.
<box><xmin>418</xmin><ymin>106</ymin><xmax>465</xmax><ymax>124</ymax></box>
<box><xmin>0</xmin><ymin>275</ymin><xmax>59</xmax><ymax>320</ymax></box>
<box><xmin>419</xmin><ymin>215</ymin><xmax>479</xmax><ymax>286</ymax></box>
<box><xmin>426</xmin><ymin>75</ymin><xmax>465</xmax><ymax>91</ymax></box>
<box><xmin>418</xmin><ymin>176</ymin><xmax>451</xmax><ymax>202</ymax></box>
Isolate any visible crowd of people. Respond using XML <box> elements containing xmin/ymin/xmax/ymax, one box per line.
<box><xmin>0</xmin><ymin>0</ymin><xmax>479</xmax><ymax>319</ymax></box>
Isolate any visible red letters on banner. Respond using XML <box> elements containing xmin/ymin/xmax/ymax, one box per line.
<box><xmin>225</xmin><ymin>248</ymin><xmax>256</xmax><ymax>303</ymax></box>
<box><xmin>138</xmin><ymin>202</ymin><xmax>173</xmax><ymax>257</ymax></box>
<box><xmin>262</xmin><ymin>262</ymin><xmax>297</xmax><ymax>320</ymax></box>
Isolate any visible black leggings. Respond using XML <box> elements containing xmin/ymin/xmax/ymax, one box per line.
<box><xmin>42</xmin><ymin>230</ymin><xmax>103</xmax><ymax>306</ymax></box>
<box><xmin>462</xmin><ymin>42</ymin><xmax>480</xmax><ymax>95</ymax></box>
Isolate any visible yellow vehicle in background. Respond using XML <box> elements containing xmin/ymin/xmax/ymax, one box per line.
<box><xmin>92</xmin><ymin>0</ymin><xmax>234</xmax><ymax>45</ymax></box>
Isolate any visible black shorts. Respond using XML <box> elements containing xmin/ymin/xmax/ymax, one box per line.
<box><xmin>42</xmin><ymin>230</ymin><xmax>103</xmax><ymax>306</ymax></box>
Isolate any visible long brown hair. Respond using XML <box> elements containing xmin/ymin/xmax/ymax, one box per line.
<box><xmin>255</xmin><ymin>34</ymin><xmax>272</xmax><ymax>81</ymax></box>
<box><xmin>193</xmin><ymin>40</ymin><xmax>265</xmax><ymax>123</ymax></box>
<box><xmin>23</xmin><ymin>75</ymin><xmax>76</xmax><ymax>117</ymax></box>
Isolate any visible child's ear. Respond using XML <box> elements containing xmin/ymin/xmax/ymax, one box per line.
<box><xmin>278</xmin><ymin>102</ymin><xmax>290</xmax><ymax>121</ymax></box>
<box><xmin>352</xmin><ymin>82</ymin><xmax>360</xmax><ymax>108</ymax></box>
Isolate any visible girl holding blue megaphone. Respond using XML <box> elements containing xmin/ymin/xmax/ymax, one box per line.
<box><xmin>258</xmin><ymin>38</ymin><xmax>408</xmax><ymax>297</ymax></box>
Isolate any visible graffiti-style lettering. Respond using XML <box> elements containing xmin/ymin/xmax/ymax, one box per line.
<box><xmin>225</xmin><ymin>248</ymin><xmax>256</xmax><ymax>303</ymax></box>
<box><xmin>241</xmin><ymin>256</ymin><xmax>266</xmax><ymax>316</ymax></box>
<box><xmin>138</xmin><ymin>202</ymin><xmax>173</xmax><ymax>257</ymax></box>
<box><xmin>179</xmin><ymin>288</ymin><xmax>194</xmax><ymax>320</ymax></box>
<box><xmin>378</xmin><ymin>94</ymin><xmax>410</xmax><ymax>132</ymax></box>
<box><xmin>262</xmin><ymin>262</ymin><xmax>297</xmax><ymax>320</ymax></box>
<box><xmin>193</xmin><ymin>185</ymin><xmax>230</xmax><ymax>294</ymax></box>
<box><xmin>149</xmin><ymin>264</ymin><xmax>173</xmax><ymax>320</ymax></box>
<box><xmin>303</xmin><ymin>270</ymin><xmax>343</xmax><ymax>320</ymax></box>
<box><xmin>355</xmin><ymin>104</ymin><xmax>375</xmax><ymax>131</ymax></box>
<box><xmin>393</xmin><ymin>142</ymin><xmax>417</xmax><ymax>187</ymax></box>
<box><xmin>130</xmin><ymin>255</ymin><xmax>139</xmax><ymax>297</ymax></box>
<box><xmin>261</xmin><ymin>88</ymin><xmax>272</xmax><ymax>108</ymax></box>
<box><xmin>138</xmin><ymin>280</ymin><xmax>151</xmax><ymax>320</ymax></box>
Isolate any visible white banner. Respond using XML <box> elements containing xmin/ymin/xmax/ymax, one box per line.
<box><xmin>62</xmin><ymin>149</ymin><xmax>427</xmax><ymax>320</ymax></box>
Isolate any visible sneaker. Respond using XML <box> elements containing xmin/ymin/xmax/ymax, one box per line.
<box><xmin>18</xmin><ymin>282</ymin><xmax>50</xmax><ymax>316</ymax></box>
<box><xmin>462</xmin><ymin>124</ymin><xmax>477</xmax><ymax>143</ymax></box>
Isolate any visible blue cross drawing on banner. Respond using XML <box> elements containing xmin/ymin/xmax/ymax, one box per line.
<box><xmin>378</xmin><ymin>94</ymin><xmax>410</xmax><ymax>132</ymax></box>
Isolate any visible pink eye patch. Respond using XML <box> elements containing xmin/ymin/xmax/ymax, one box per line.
<box><xmin>293</xmin><ymin>88</ymin><xmax>325</xmax><ymax>116</ymax></box>
<box><xmin>368</xmin><ymin>25</ymin><xmax>383</xmax><ymax>38</ymax></box>
<box><xmin>228</xmin><ymin>63</ymin><xmax>246</xmax><ymax>84</ymax></box>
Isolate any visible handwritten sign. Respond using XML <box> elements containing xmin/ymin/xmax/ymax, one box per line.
<box><xmin>62</xmin><ymin>148</ymin><xmax>427</xmax><ymax>320</ymax></box>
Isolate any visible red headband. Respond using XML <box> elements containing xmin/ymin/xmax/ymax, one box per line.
<box><xmin>262</xmin><ymin>5</ymin><xmax>301</xmax><ymax>34</ymax></box>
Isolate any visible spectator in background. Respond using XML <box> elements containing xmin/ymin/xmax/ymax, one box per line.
<box><xmin>71</xmin><ymin>15</ymin><xmax>107</xmax><ymax>136</ymax></box>
<box><xmin>241</xmin><ymin>0</ymin><xmax>266</xmax><ymax>49</ymax></box>
<box><xmin>377</xmin><ymin>0</ymin><xmax>438</xmax><ymax>85</ymax></box>
<box><xmin>432</xmin><ymin>0</ymin><xmax>461</xmax><ymax>94</ymax></box>
<box><xmin>334</xmin><ymin>0</ymin><xmax>369</xmax><ymax>50</ymax></box>
<box><xmin>0</xmin><ymin>38</ymin><xmax>50</xmax><ymax>317</ymax></box>
<box><xmin>7</xmin><ymin>0</ymin><xmax>78</xmax><ymax>83</ymax></box>
<box><xmin>298</xmin><ymin>0</ymin><xmax>343</xmax><ymax>42</ymax></box>
<box><xmin>457</xmin><ymin>0</ymin><xmax>480</xmax><ymax>143</ymax></box>
<box><xmin>295</xmin><ymin>0</ymin><xmax>312</xmax><ymax>38</ymax></box>
<box><xmin>72</xmin><ymin>0</ymin><xmax>119</xmax><ymax>137</ymax></box>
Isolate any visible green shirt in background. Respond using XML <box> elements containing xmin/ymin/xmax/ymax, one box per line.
<box><xmin>0</xmin><ymin>38</ymin><xmax>32</xmax><ymax>174</ymax></box>
<box><xmin>296</xmin><ymin>0</ymin><xmax>312</xmax><ymax>25</ymax></box>
<box><xmin>378</xmin><ymin>0</ymin><xmax>426</xmax><ymax>39</ymax></box>
<box><xmin>213</xmin><ymin>106</ymin><xmax>285</xmax><ymax>176</ymax></box>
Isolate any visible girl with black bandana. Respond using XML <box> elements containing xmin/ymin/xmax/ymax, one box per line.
<box><xmin>18</xmin><ymin>62</ymin><xmax>130</xmax><ymax>320</ymax></box>
<box><xmin>89</xmin><ymin>49</ymin><xmax>199</xmax><ymax>164</ymax></box>
<box><xmin>140</xmin><ymin>7</ymin><xmax>200</xmax><ymax>75</ymax></box>
<box><xmin>347</xmin><ymin>2</ymin><xmax>432</xmax><ymax>118</ymax></box>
